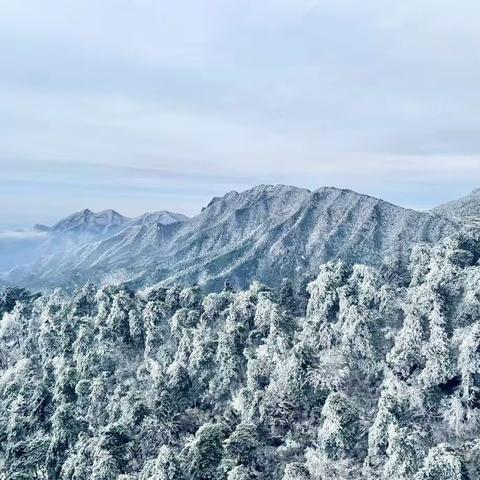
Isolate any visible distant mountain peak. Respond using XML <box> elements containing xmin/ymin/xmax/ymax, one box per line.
<box><xmin>49</xmin><ymin>208</ymin><xmax>130</xmax><ymax>235</ymax></box>
<box><xmin>129</xmin><ymin>211</ymin><xmax>189</xmax><ymax>226</ymax></box>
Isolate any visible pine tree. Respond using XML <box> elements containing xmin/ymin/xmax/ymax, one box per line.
<box><xmin>140</xmin><ymin>445</ymin><xmax>183</xmax><ymax>480</ymax></box>
<box><xmin>226</xmin><ymin>465</ymin><xmax>252</xmax><ymax>480</ymax></box>
<box><xmin>278</xmin><ymin>278</ymin><xmax>296</xmax><ymax>315</ymax></box>
<box><xmin>415</xmin><ymin>444</ymin><xmax>464</xmax><ymax>480</ymax></box>
<box><xmin>282</xmin><ymin>462</ymin><xmax>310</xmax><ymax>480</ymax></box>
<box><xmin>90</xmin><ymin>447</ymin><xmax>119</xmax><ymax>480</ymax></box>
<box><xmin>224</xmin><ymin>422</ymin><xmax>259</xmax><ymax>466</ymax></box>
<box><xmin>419</xmin><ymin>303</ymin><xmax>454</xmax><ymax>388</ymax></box>
<box><xmin>387</xmin><ymin>311</ymin><xmax>425</xmax><ymax>381</ymax></box>
<box><xmin>340</xmin><ymin>303</ymin><xmax>383</xmax><ymax>380</ymax></box>
<box><xmin>383</xmin><ymin>424</ymin><xmax>424</xmax><ymax>480</ymax></box>
<box><xmin>306</xmin><ymin>261</ymin><xmax>349</xmax><ymax>321</ymax></box>
<box><xmin>184</xmin><ymin>422</ymin><xmax>227</xmax><ymax>480</ymax></box>
<box><xmin>317</xmin><ymin>392</ymin><xmax>361</xmax><ymax>460</ymax></box>
<box><xmin>458</xmin><ymin>321</ymin><xmax>480</xmax><ymax>404</ymax></box>
<box><xmin>366</xmin><ymin>374</ymin><xmax>406</xmax><ymax>468</ymax></box>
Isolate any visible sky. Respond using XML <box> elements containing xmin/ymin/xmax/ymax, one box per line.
<box><xmin>1</xmin><ymin>0</ymin><xmax>480</xmax><ymax>228</ymax></box>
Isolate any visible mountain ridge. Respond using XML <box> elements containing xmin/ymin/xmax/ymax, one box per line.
<box><xmin>3</xmin><ymin>184</ymin><xmax>460</xmax><ymax>292</ymax></box>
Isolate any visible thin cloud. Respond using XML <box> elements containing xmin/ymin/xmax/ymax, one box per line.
<box><xmin>0</xmin><ymin>230</ymin><xmax>47</xmax><ymax>240</ymax></box>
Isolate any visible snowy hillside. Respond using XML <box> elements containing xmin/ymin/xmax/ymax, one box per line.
<box><xmin>431</xmin><ymin>188</ymin><xmax>480</xmax><ymax>222</ymax></box>
<box><xmin>1</xmin><ymin>227</ymin><xmax>479</xmax><ymax>479</ymax></box>
<box><xmin>3</xmin><ymin>185</ymin><xmax>458</xmax><ymax>291</ymax></box>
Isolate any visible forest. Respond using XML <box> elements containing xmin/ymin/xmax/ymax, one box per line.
<box><xmin>1</xmin><ymin>226</ymin><xmax>480</xmax><ymax>479</ymax></box>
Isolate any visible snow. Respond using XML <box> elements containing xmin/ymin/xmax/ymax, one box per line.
<box><xmin>1</xmin><ymin>216</ymin><xmax>480</xmax><ymax>479</ymax></box>
<box><xmin>432</xmin><ymin>188</ymin><xmax>480</xmax><ymax>222</ymax></box>
<box><xmin>2</xmin><ymin>184</ymin><xmax>460</xmax><ymax>292</ymax></box>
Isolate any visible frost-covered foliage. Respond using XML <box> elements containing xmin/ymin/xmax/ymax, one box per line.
<box><xmin>1</xmin><ymin>228</ymin><xmax>480</xmax><ymax>479</ymax></box>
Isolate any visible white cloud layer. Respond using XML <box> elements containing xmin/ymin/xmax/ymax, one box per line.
<box><xmin>0</xmin><ymin>230</ymin><xmax>46</xmax><ymax>240</ymax></box>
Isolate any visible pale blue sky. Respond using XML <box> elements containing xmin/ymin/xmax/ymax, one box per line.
<box><xmin>1</xmin><ymin>0</ymin><xmax>480</xmax><ymax>227</ymax></box>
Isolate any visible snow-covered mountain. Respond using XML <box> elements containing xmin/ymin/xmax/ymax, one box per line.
<box><xmin>128</xmin><ymin>211</ymin><xmax>190</xmax><ymax>227</ymax></box>
<box><xmin>1</xmin><ymin>208</ymin><xmax>189</xmax><ymax>282</ymax></box>
<box><xmin>431</xmin><ymin>188</ymin><xmax>480</xmax><ymax>222</ymax></box>
<box><xmin>34</xmin><ymin>208</ymin><xmax>189</xmax><ymax>235</ymax></box>
<box><xmin>7</xmin><ymin>185</ymin><xmax>458</xmax><ymax>291</ymax></box>
<box><xmin>35</xmin><ymin>208</ymin><xmax>130</xmax><ymax>236</ymax></box>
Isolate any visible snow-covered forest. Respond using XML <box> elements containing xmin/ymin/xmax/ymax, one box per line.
<box><xmin>1</xmin><ymin>226</ymin><xmax>480</xmax><ymax>479</ymax></box>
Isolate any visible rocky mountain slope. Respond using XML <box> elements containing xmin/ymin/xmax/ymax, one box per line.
<box><xmin>5</xmin><ymin>185</ymin><xmax>458</xmax><ymax>291</ymax></box>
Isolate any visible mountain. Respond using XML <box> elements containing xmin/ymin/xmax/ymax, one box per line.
<box><xmin>432</xmin><ymin>188</ymin><xmax>480</xmax><ymax>222</ymax></box>
<box><xmin>48</xmin><ymin>208</ymin><xmax>130</xmax><ymax>236</ymax></box>
<box><xmin>8</xmin><ymin>185</ymin><xmax>458</xmax><ymax>291</ymax></box>
<box><xmin>0</xmin><ymin>208</ymin><xmax>188</xmax><ymax>281</ymax></box>
<box><xmin>128</xmin><ymin>211</ymin><xmax>190</xmax><ymax>227</ymax></box>
<box><xmin>35</xmin><ymin>208</ymin><xmax>189</xmax><ymax>235</ymax></box>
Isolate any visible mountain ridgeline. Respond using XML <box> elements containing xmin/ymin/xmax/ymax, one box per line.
<box><xmin>2</xmin><ymin>185</ymin><xmax>468</xmax><ymax>292</ymax></box>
